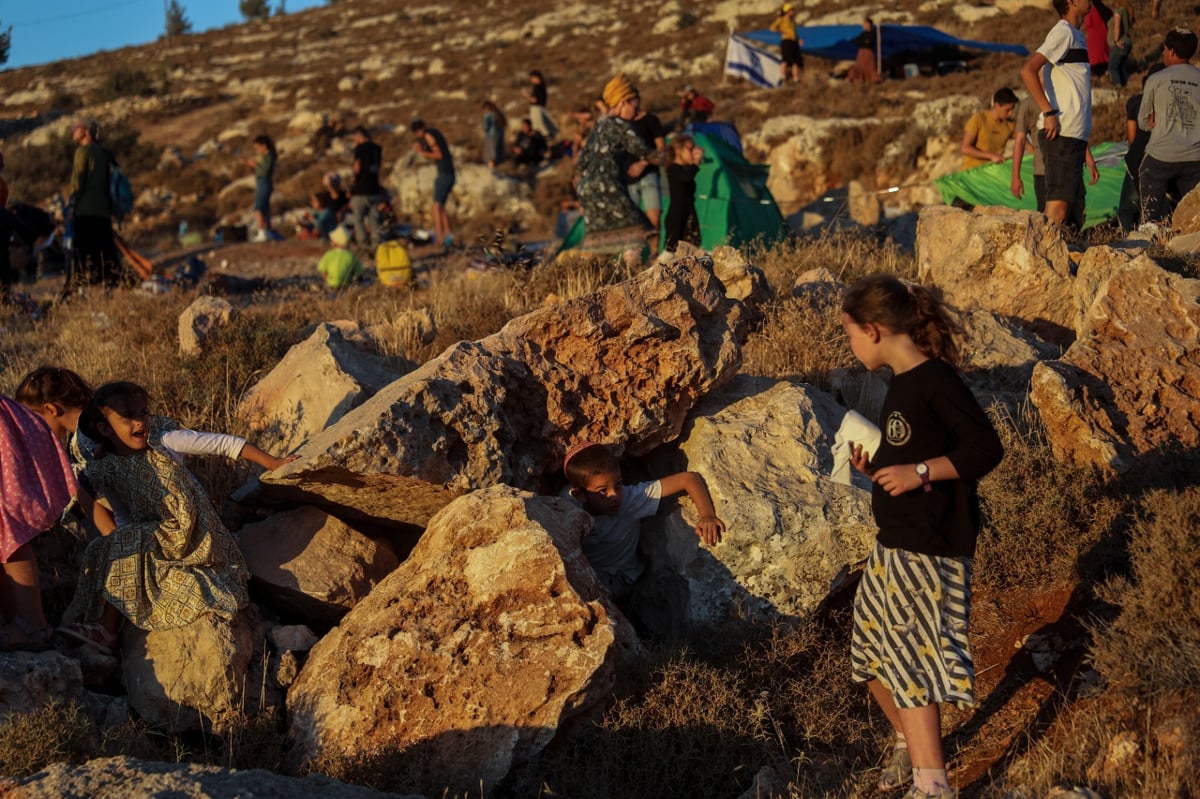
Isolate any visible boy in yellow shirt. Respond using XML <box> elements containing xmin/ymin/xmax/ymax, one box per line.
<box><xmin>960</xmin><ymin>88</ymin><xmax>1018</xmax><ymax>169</ymax></box>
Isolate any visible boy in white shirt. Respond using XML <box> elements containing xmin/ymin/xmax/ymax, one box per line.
<box><xmin>562</xmin><ymin>443</ymin><xmax>725</xmax><ymax>604</ymax></box>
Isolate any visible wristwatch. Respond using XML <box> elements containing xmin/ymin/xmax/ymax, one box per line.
<box><xmin>915</xmin><ymin>462</ymin><xmax>932</xmax><ymax>492</ymax></box>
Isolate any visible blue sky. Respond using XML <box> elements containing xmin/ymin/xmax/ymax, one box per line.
<box><xmin>3</xmin><ymin>0</ymin><xmax>327</xmax><ymax>70</ymax></box>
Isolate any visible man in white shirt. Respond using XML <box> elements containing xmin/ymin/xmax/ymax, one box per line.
<box><xmin>1019</xmin><ymin>0</ymin><xmax>1093</xmax><ymax>228</ymax></box>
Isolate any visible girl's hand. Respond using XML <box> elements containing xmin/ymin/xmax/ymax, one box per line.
<box><xmin>263</xmin><ymin>454</ymin><xmax>299</xmax><ymax>471</ymax></box>
<box><xmin>872</xmin><ymin>465</ymin><xmax>921</xmax><ymax>497</ymax></box>
<box><xmin>849</xmin><ymin>442</ymin><xmax>875</xmax><ymax>476</ymax></box>
<box><xmin>695</xmin><ymin>515</ymin><xmax>725</xmax><ymax>546</ymax></box>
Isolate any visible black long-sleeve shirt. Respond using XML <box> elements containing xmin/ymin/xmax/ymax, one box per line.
<box><xmin>871</xmin><ymin>358</ymin><xmax>1004</xmax><ymax>558</ymax></box>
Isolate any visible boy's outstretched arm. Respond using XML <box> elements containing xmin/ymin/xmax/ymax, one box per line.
<box><xmin>238</xmin><ymin>442</ymin><xmax>298</xmax><ymax>472</ymax></box>
<box><xmin>658</xmin><ymin>471</ymin><xmax>726</xmax><ymax>546</ymax></box>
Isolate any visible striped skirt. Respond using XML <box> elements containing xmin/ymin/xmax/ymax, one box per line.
<box><xmin>850</xmin><ymin>542</ymin><xmax>975</xmax><ymax>709</ymax></box>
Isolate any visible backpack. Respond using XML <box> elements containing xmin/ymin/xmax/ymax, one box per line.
<box><xmin>108</xmin><ymin>160</ymin><xmax>135</xmax><ymax>220</ymax></box>
<box><xmin>375</xmin><ymin>240</ymin><xmax>413</xmax><ymax>288</ymax></box>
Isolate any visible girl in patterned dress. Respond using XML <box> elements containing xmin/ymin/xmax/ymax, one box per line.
<box><xmin>842</xmin><ymin>275</ymin><xmax>1004</xmax><ymax>799</ymax></box>
<box><xmin>55</xmin><ymin>381</ymin><xmax>287</xmax><ymax>655</ymax></box>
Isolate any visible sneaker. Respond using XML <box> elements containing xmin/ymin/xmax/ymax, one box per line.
<box><xmin>901</xmin><ymin>786</ymin><xmax>956</xmax><ymax>799</ymax></box>
<box><xmin>252</xmin><ymin>229</ymin><xmax>268</xmax><ymax>243</ymax></box>
<box><xmin>879</xmin><ymin>746</ymin><xmax>913</xmax><ymax>791</ymax></box>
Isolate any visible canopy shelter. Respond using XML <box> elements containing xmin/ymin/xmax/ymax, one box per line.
<box><xmin>741</xmin><ymin>24</ymin><xmax>1028</xmax><ymax>65</ymax></box>
<box><xmin>934</xmin><ymin>142</ymin><xmax>1126</xmax><ymax>230</ymax></box>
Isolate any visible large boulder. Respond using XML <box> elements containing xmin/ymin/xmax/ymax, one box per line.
<box><xmin>1071</xmin><ymin>244</ymin><xmax>1145</xmax><ymax>338</ymax></box>
<box><xmin>641</xmin><ymin>376</ymin><xmax>876</xmax><ymax>634</ymax></box>
<box><xmin>262</xmin><ymin>256</ymin><xmax>756</xmax><ymax>526</ymax></box>
<box><xmin>960</xmin><ymin>309</ymin><xmax>1059</xmax><ymax>393</ymax></box>
<box><xmin>1030</xmin><ymin>257</ymin><xmax>1200</xmax><ymax>471</ymax></box>
<box><xmin>121</xmin><ymin>605</ymin><xmax>278</xmax><ymax>732</ymax></box>
<box><xmin>0</xmin><ymin>651</ymin><xmax>101</xmax><ymax>720</ymax></box>
<box><xmin>916</xmin><ymin>206</ymin><xmax>1075</xmax><ymax>343</ymax></box>
<box><xmin>236</xmin><ymin>323</ymin><xmax>404</xmax><ymax>455</ymax></box>
<box><xmin>238</xmin><ymin>506</ymin><xmax>400</xmax><ymax>625</ymax></box>
<box><xmin>4</xmin><ymin>756</ymin><xmax>421</xmax><ymax>799</ymax></box>
<box><xmin>178</xmin><ymin>296</ymin><xmax>234</xmax><ymax>357</ymax></box>
<box><xmin>287</xmin><ymin>486</ymin><xmax>623</xmax><ymax>794</ymax></box>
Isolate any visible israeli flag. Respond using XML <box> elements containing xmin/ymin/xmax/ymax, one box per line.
<box><xmin>724</xmin><ymin>35</ymin><xmax>782</xmax><ymax>89</ymax></box>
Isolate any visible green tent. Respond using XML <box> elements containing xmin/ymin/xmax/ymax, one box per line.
<box><xmin>559</xmin><ymin>131</ymin><xmax>786</xmax><ymax>253</ymax></box>
<box><xmin>934</xmin><ymin>141</ymin><xmax>1126</xmax><ymax>230</ymax></box>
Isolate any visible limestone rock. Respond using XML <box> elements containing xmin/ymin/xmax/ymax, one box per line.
<box><xmin>236</xmin><ymin>322</ymin><xmax>403</xmax><ymax>455</ymax></box>
<box><xmin>239</xmin><ymin>506</ymin><xmax>400</xmax><ymax>625</ymax></box>
<box><xmin>122</xmin><ymin>605</ymin><xmax>277</xmax><ymax>732</ymax></box>
<box><xmin>960</xmin><ymin>309</ymin><xmax>1059</xmax><ymax>392</ymax></box>
<box><xmin>1072</xmin><ymin>244</ymin><xmax>1145</xmax><ymax>338</ymax></box>
<box><xmin>916</xmin><ymin>206</ymin><xmax>1075</xmax><ymax>343</ymax></box>
<box><xmin>642</xmin><ymin>376</ymin><xmax>876</xmax><ymax>633</ymax></box>
<box><xmin>287</xmin><ymin>486</ymin><xmax>622</xmax><ymax>794</ymax></box>
<box><xmin>178</xmin><ymin>296</ymin><xmax>234</xmax><ymax>357</ymax></box>
<box><xmin>0</xmin><ymin>651</ymin><xmax>95</xmax><ymax>719</ymax></box>
<box><xmin>1030</xmin><ymin>257</ymin><xmax>1200</xmax><ymax>471</ymax></box>
<box><xmin>5</xmin><ymin>755</ymin><xmax>420</xmax><ymax>799</ymax></box>
<box><xmin>263</xmin><ymin>256</ymin><xmax>753</xmax><ymax>526</ymax></box>
<box><xmin>1171</xmin><ymin>182</ymin><xmax>1200</xmax><ymax>235</ymax></box>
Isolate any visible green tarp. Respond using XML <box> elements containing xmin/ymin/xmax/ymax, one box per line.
<box><xmin>559</xmin><ymin>131</ymin><xmax>786</xmax><ymax>253</ymax></box>
<box><xmin>934</xmin><ymin>141</ymin><xmax>1126</xmax><ymax>229</ymax></box>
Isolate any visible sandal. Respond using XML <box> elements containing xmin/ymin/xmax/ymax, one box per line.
<box><xmin>1</xmin><ymin>619</ymin><xmax>55</xmax><ymax>653</ymax></box>
<box><xmin>879</xmin><ymin>745</ymin><xmax>913</xmax><ymax>791</ymax></box>
<box><xmin>55</xmin><ymin>622</ymin><xmax>117</xmax><ymax>655</ymax></box>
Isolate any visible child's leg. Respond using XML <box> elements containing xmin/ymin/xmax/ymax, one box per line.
<box><xmin>0</xmin><ymin>542</ymin><xmax>49</xmax><ymax>632</ymax></box>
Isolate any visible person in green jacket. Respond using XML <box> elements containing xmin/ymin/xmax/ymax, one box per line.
<box><xmin>68</xmin><ymin>118</ymin><xmax>121</xmax><ymax>290</ymax></box>
<box><xmin>317</xmin><ymin>226</ymin><xmax>364</xmax><ymax>289</ymax></box>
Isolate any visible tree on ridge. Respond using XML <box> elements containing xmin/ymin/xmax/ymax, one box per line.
<box><xmin>239</xmin><ymin>0</ymin><xmax>271</xmax><ymax>21</ymax></box>
<box><xmin>165</xmin><ymin>1</ymin><xmax>192</xmax><ymax>38</ymax></box>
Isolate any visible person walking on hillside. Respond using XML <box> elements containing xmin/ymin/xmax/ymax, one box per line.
<box><xmin>522</xmin><ymin>70</ymin><xmax>559</xmax><ymax>142</ymax></box>
<box><xmin>411</xmin><ymin>118</ymin><xmax>456</xmax><ymax>251</ymax></box>
<box><xmin>1138</xmin><ymin>28</ymin><xmax>1200</xmax><ymax>227</ymax></box>
<box><xmin>67</xmin><ymin>118</ymin><xmax>121</xmax><ymax>291</ymax></box>
<box><xmin>1019</xmin><ymin>0</ymin><xmax>1093</xmax><ymax>229</ymax></box>
<box><xmin>242</xmin><ymin>134</ymin><xmax>276</xmax><ymax>242</ymax></box>
<box><xmin>770</xmin><ymin>4</ymin><xmax>805</xmax><ymax>84</ymax></box>
<box><xmin>481</xmin><ymin>100</ymin><xmax>507</xmax><ymax>169</ymax></box>
<box><xmin>348</xmin><ymin>126</ymin><xmax>384</xmax><ymax>249</ymax></box>
<box><xmin>960</xmin><ymin>88</ymin><xmax>1018</xmax><ymax>169</ymax></box>
<box><xmin>843</xmin><ymin>275</ymin><xmax>1004</xmax><ymax>799</ymax></box>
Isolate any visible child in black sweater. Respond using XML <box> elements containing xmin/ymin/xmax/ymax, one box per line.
<box><xmin>660</xmin><ymin>135</ymin><xmax>704</xmax><ymax>260</ymax></box>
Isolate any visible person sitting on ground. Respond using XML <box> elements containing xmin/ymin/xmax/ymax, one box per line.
<box><xmin>961</xmin><ymin>88</ymin><xmax>1018</xmax><ymax>169</ymax></box>
<box><xmin>680</xmin><ymin>85</ymin><xmax>715</xmax><ymax>127</ymax></box>
<box><xmin>323</xmin><ymin>171</ymin><xmax>351</xmax><ymax>223</ymax></box>
<box><xmin>318</xmin><ymin>226</ymin><xmax>364</xmax><ymax>289</ymax></box>
<box><xmin>297</xmin><ymin>190</ymin><xmax>337</xmax><ymax>241</ymax></box>
<box><xmin>560</xmin><ymin>443</ymin><xmax>725</xmax><ymax>610</ymax></box>
<box><xmin>58</xmin><ymin>381</ymin><xmax>290</xmax><ymax>655</ymax></box>
<box><xmin>511</xmin><ymin>118</ymin><xmax>549</xmax><ymax>167</ymax></box>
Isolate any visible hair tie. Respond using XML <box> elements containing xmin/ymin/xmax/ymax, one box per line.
<box><xmin>905</xmin><ymin>281</ymin><xmax>915</xmax><ymax>296</ymax></box>
<box><xmin>563</xmin><ymin>442</ymin><xmax>599</xmax><ymax>476</ymax></box>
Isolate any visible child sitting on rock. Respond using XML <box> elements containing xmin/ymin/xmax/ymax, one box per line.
<box><xmin>317</xmin><ymin>226</ymin><xmax>364</xmax><ymax>289</ymax></box>
<box><xmin>561</xmin><ymin>443</ymin><xmax>725</xmax><ymax>605</ymax></box>
<box><xmin>57</xmin><ymin>381</ymin><xmax>288</xmax><ymax>655</ymax></box>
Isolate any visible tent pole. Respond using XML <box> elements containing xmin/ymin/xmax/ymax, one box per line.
<box><xmin>876</xmin><ymin>24</ymin><xmax>882</xmax><ymax>77</ymax></box>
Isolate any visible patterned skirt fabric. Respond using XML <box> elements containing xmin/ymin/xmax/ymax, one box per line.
<box><xmin>850</xmin><ymin>542</ymin><xmax>975</xmax><ymax>709</ymax></box>
<box><xmin>577</xmin><ymin>224</ymin><xmax>654</xmax><ymax>258</ymax></box>
<box><xmin>76</xmin><ymin>425</ymin><xmax>248</xmax><ymax>631</ymax></box>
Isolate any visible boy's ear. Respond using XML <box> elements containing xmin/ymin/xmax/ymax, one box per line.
<box><xmin>568</xmin><ymin>486</ymin><xmax>584</xmax><ymax>500</ymax></box>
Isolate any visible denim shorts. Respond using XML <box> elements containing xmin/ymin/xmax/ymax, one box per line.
<box><xmin>253</xmin><ymin>177</ymin><xmax>273</xmax><ymax>213</ymax></box>
<box><xmin>628</xmin><ymin>169</ymin><xmax>662</xmax><ymax>213</ymax></box>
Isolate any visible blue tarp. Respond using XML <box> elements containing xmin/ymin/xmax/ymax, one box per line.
<box><xmin>742</xmin><ymin>24</ymin><xmax>1028</xmax><ymax>62</ymax></box>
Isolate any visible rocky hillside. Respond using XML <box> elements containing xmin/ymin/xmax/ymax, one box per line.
<box><xmin>0</xmin><ymin>0</ymin><xmax>1157</xmax><ymax>249</ymax></box>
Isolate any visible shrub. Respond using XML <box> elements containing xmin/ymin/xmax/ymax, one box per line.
<box><xmin>92</xmin><ymin>68</ymin><xmax>162</xmax><ymax>103</ymax></box>
<box><xmin>0</xmin><ymin>702</ymin><xmax>96</xmax><ymax>776</ymax></box>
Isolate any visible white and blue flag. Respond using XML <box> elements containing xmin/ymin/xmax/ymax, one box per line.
<box><xmin>724</xmin><ymin>35</ymin><xmax>781</xmax><ymax>89</ymax></box>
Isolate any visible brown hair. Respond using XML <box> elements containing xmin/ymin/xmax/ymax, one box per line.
<box><xmin>80</xmin><ymin>381</ymin><xmax>151</xmax><ymax>446</ymax></box>
<box><xmin>15</xmin><ymin>367</ymin><xmax>92</xmax><ymax>411</ymax></box>
<box><xmin>668</xmin><ymin>134</ymin><xmax>695</xmax><ymax>165</ymax></box>
<box><xmin>563</xmin><ymin>444</ymin><xmax>620</xmax><ymax>490</ymax></box>
<box><xmin>842</xmin><ymin>274</ymin><xmax>965</xmax><ymax>367</ymax></box>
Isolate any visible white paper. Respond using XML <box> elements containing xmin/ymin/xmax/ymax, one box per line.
<box><xmin>830</xmin><ymin>410</ymin><xmax>882</xmax><ymax>486</ymax></box>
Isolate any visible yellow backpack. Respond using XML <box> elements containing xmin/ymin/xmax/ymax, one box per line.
<box><xmin>375</xmin><ymin>240</ymin><xmax>413</xmax><ymax>287</ymax></box>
